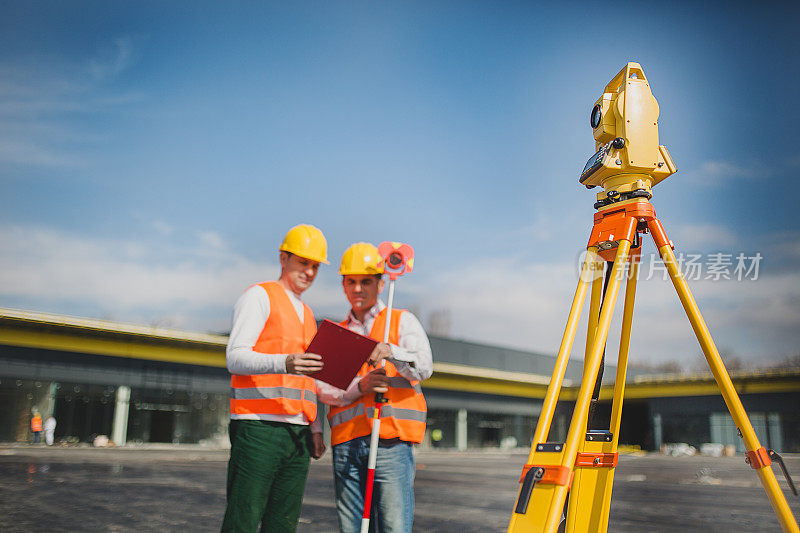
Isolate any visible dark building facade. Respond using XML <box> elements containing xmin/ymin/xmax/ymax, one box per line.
<box><xmin>1</xmin><ymin>308</ymin><xmax>798</xmax><ymax>452</ymax></box>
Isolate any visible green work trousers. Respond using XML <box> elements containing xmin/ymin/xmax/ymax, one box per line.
<box><xmin>221</xmin><ymin>420</ymin><xmax>312</xmax><ymax>533</ymax></box>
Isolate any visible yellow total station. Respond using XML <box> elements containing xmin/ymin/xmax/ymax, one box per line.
<box><xmin>579</xmin><ymin>62</ymin><xmax>677</xmax><ymax>208</ymax></box>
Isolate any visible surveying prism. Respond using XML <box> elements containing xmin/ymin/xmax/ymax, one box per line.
<box><xmin>507</xmin><ymin>62</ymin><xmax>799</xmax><ymax>533</ymax></box>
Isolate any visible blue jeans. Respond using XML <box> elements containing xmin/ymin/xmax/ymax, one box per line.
<box><xmin>332</xmin><ymin>436</ymin><xmax>415</xmax><ymax>533</ymax></box>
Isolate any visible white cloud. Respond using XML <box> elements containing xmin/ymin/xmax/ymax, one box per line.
<box><xmin>785</xmin><ymin>154</ymin><xmax>800</xmax><ymax>168</ymax></box>
<box><xmin>665</xmin><ymin>223</ymin><xmax>739</xmax><ymax>251</ymax></box>
<box><xmin>198</xmin><ymin>231</ymin><xmax>224</xmax><ymax>249</ymax></box>
<box><xmin>1</xmin><ymin>223</ymin><xmax>798</xmax><ymax>366</ymax></box>
<box><xmin>416</xmin><ymin>245</ymin><xmax>800</xmax><ymax>366</ymax></box>
<box><xmin>765</xmin><ymin>231</ymin><xmax>800</xmax><ymax>269</ymax></box>
<box><xmin>0</xmin><ymin>37</ymin><xmax>144</xmax><ymax>170</ymax></box>
<box><xmin>519</xmin><ymin>212</ymin><xmax>552</xmax><ymax>242</ymax></box>
<box><xmin>89</xmin><ymin>37</ymin><xmax>136</xmax><ymax>82</ymax></box>
<box><xmin>682</xmin><ymin>159</ymin><xmax>769</xmax><ymax>186</ymax></box>
<box><xmin>0</xmin><ymin>224</ymin><xmax>339</xmax><ymax>331</ymax></box>
<box><xmin>131</xmin><ymin>212</ymin><xmax>174</xmax><ymax>237</ymax></box>
<box><xmin>152</xmin><ymin>220</ymin><xmax>173</xmax><ymax>236</ymax></box>
<box><xmin>0</xmin><ymin>138</ymin><xmax>89</xmax><ymax>168</ymax></box>
<box><xmin>699</xmin><ymin>160</ymin><xmax>755</xmax><ymax>180</ymax></box>
<box><xmin>0</xmin><ymin>225</ymin><xmax>249</xmax><ymax>308</ymax></box>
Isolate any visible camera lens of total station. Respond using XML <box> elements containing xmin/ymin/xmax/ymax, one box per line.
<box><xmin>590</xmin><ymin>104</ymin><xmax>602</xmax><ymax>129</ymax></box>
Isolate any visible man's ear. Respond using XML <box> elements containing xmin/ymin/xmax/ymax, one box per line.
<box><xmin>279</xmin><ymin>251</ymin><xmax>289</xmax><ymax>269</ymax></box>
<box><xmin>377</xmin><ymin>277</ymin><xmax>385</xmax><ymax>293</ymax></box>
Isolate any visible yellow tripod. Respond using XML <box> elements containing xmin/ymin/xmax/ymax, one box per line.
<box><xmin>507</xmin><ymin>63</ymin><xmax>799</xmax><ymax>533</ymax></box>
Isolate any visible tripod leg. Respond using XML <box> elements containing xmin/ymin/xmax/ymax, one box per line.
<box><xmin>531</xmin><ymin>248</ymin><xmax>599</xmax><ymax>445</ymax></box>
<box><xmin>583</xmin><ymin>260</ymin><xmax>604</xmax><ymax>424</ymax></box>
<box><xmin>509</xmin><ymin>248</ymin><xmax>598</xmax><ymax>533</ymax></box>
<box><xmin>565</xmin><ymin>254</ymin><xmax>640</xmax><ymax>533</ymax></box>
<box><xmin>587</xmin><ymin>261</ymin><xmax>614</xmax><ymax>430</ymax></box>
<box><xmin>584</xmin><ymin>260</ymin><xmax>604</xmax><ymax>373</ymax></box>
<box><xmin>545</xmin><ymin>240</ymin><xmax>632</xmax><ymax>532</ymax></box>
<box><xmin>649</xmin><ymin>219</ymin><xmax>799</xmax><ymax>533</ymax></box>
<box><xmin>609</xmin><ymin>254</ymin><xmax>639</xmax><ymax>441</ymax></box>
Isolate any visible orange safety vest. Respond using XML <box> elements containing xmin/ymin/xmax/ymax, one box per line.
<box><xmin>229</xmin><ymin>281</ymin><xmax>318</xmax><ymax>422</ymax></box>
<box><xmin>327</xmin><ymin>308</ymin><xmax>427</xmax><ymax>446</ymax></box>
<box><xmin>31</xmin><ymin>415</ymin><xmax>42</xmax><ymax>432</ymax></box>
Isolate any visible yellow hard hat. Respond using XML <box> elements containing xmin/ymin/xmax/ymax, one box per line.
<box><xmin>339</xmin><ymin>242</ymin><xmax>384</xmax><ymax>275</ymax></box>
<box><xmin>279</xmin><ymin>224</ymin><xmax>329</xmax><ymax>264</ymax></box>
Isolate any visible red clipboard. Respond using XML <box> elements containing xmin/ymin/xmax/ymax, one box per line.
<box><xmin>306</xmin><ymin>319</ymin><xmax>377</xmax><ymax>390</ymax></box>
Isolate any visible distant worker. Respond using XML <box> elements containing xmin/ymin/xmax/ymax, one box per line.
<box><xmin>221</xmin><ymin>224</ymin><xmax>334</xmax><ymax>533</ymax></box>
<box><xmin>44</xmin><ymin>415</ymin><xmax>57</xmax><ymax>446</ymax></box>
<box><xmin>30</xmin><ymin>410</ymin><xmax>43</xmax><ymax>444</ymax></box>
<box><xmin>327</xmin><ymin>242</ymin><xmax>433</xmax><ymax>533</ymax></box>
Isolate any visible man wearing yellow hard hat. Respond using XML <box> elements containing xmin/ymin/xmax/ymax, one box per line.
<box><xmin>222</xmin><ymin>224</ymin><xmax>346</xmax><ymax>532</ymax></box>
<box><xmin>325</xmin><ymin>242</ymin><xmax>433</xmax><ymax>533</ymax></box>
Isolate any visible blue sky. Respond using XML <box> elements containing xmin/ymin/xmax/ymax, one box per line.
<box><xmin>2</xmin><ymin>1</ymin><xmax>799</xmax><ymax>367</ymax></box>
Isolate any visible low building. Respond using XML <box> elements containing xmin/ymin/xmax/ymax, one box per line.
<box><xmin>602</xmin><ymin>371</ymin><xmax>800</xmax><ymax>453</ymax></box>
<box><xmin>1</xmin><ymin>308</ymin><xmax>798</xmax><ymax>452</ymax></box>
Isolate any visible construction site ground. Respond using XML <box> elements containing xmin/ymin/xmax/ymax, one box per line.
<box><xmin>1</xmin><ymin>445</ymin><xmax>798</xmax><ymax>532</ymax></box>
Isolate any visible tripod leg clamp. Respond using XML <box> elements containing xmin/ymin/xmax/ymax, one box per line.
<box><xmin>518</xmin><ymin>464</ymin><xmax>573</xmax><ymax>486</ymax></box>
<box><xmin>514</xmin><ymin>465</ymin><xmax>573</xmax><ymax>515</ymax></box>
<box><xmin>575</xmin><ymin>451</ymin><xmax>619</xmax><ymax>468</ymax></box>
<box><xmin>745</xmin><ymin>447</ymin><xmax>772</xmax><ymax>469</ymax></box>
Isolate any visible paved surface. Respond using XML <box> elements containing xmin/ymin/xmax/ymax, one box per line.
<box><xmin>0</xmin><ymin>445</ymin><xmax>798</xmax><ymax>532</ymax></box>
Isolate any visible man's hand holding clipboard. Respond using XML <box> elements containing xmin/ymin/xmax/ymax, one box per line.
<box><xmin>302</xmin><ymin>320</ymin><xmax>392</xmax><ymax>390</ymax></box>
<box><xmin>285</xmin><ymin>352</ymin><xmax>324</xmax><ymax>375</ymax></box>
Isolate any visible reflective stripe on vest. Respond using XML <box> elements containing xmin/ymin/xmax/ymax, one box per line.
<box><xmin>366</xmin><ymin>405</ymin><xmax>427</xmax><ymax>422</ymax></box>
<box><xmin>327</xmin><ymin>308</ymin><xmax>427</xmax><ymax>445</ymax></box>
<box><xmin>330</xmin><ymin>404</ymin><xmax>427</xmax><ymax>427</ymax></box>
<box><xmin>328</xmin><ymin>404</ymin><xmax>363</xmax><ymax>428</ymax></box>
<box><xmin>229</xmin><ymin>281</ymin><xmax>318</xmax><ymax>421</ymax></box>
<box><xmin>231</xmin><ymin>386</ymin><xmax>318</xmax><ymax>404</ymax></box>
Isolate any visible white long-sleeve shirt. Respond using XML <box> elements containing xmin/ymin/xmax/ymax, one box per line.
<box><xmin>226</xmin><ymin>282</ymin><xmax>359</xmax><ymax>430</ymax></box>
<box><xmin>340</xmin><ymin>300</ymin><xmax>433</xmax><ymax>388</ymax></box>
